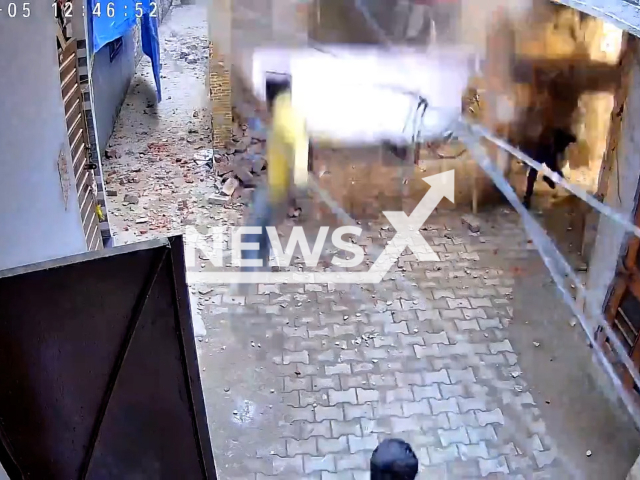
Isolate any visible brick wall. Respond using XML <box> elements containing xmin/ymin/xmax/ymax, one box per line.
<box><xmin>207</xmin><ymin>0</ymin><xmax>312</xmax><ymax>145</ymax></box>
<box><xmin>209</xmin><ymin>42</ymin><xmax>233</xmax><ymax>147</ymax></box>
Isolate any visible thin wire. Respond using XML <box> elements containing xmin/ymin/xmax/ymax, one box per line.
<box><xmin>228</xmin><ymin>3</ymin><xmax>633</xmax><ymax>472</ymax></box>
<box><xmin>347</xmin><ymin>0</ymin><xmax>640</xmax><ymax>405</ymax></box>
<box><xmin>457</xmin><ymin>123</ymin><xmax>640</xmax><ymax>426</ymax></box>
<box><xmin>352</xmin><ymin>0</ymin><xmax>640</xmax><ymax>244</ymax></box>
<box><xmin>467</xmin><ymin>121</ymin><xmax>640</xmax><ymax>240</ymax></box>
<box><xmin>308</xmin><ymin>172</ymin><xmax>583</xmax><ymax>478</ymax></box>
<box><xmin>344</xmin><ymin>0</ymin><xmax>640</xmax><ymax>434</ymax></box>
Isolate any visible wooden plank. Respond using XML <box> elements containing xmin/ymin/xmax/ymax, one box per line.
<box><xmin>69</xmin><ymin>129</ymin><xmax>83</xmax><ymax>159</ymax></box>
<box><xmin>67</xmin><ymin>111</ymin><xmax>82</xmax><ymax>139</ymax></box>
<box><xmin>601</xmin><ymin>277</ymin><xmax>628</xmax><ymax>346</ymax></box>
<box><xmin>78</xmin><ymin>181</ymin><xmax>92</xmax><ymax>213</ymax></box>
<box><xmin>83</xmin><ymin>202</ymin><xmax>102</xmax><ymax>251</ymax></box>
<box><xmin>60</xmin><ymin>68</ymin><xmax>78</xmax><ymax>98</ymax></box>
<box><xmin>80</xmin><ymin>187</ymin><xmax>95</xmax><ymax>231</ymax></box>
<box><xmin>88</xmin><ymin>224</ymin><xmax>101</xmax><ymax>251</ymax></box>
<box><xmin>65</xmin><ymin>97</ymin><xmax>81</xmax><ymax>122</ymax></box>
<box><xmin>71</xmin><ymin>141</ymin><xmax>86</xmax><ymax>171</ymax></box>
<box><xmin>59</xmin><ymin>55</ymin><xmax>76</xmax><ymax>80</ymax></box>
<box><xmin>581</xmin><ymin>35</ymin><xmax>636</xmax><ymax>260</ymax></box>
<box><xmin>59</xmin><ymin>51</ymin><xmax>75</xmax><ymax>70</ymax></box>
<box><xmin>76</xmin><ymin>169</ymin><xmax>89</xmax><ymax>191</ymax></box>
<box><xmin>56</xmin><ymin>25</ymin><xmax>67</xmax><ymax>52</ymax></box>
<box><xmin>62</xmin><ymin>83</ymin><xmax>81</xmax><ymax>112</ymax></box>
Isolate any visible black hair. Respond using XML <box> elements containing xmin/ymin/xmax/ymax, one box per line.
<box><xmin>370</xmin><ymin>438</ymin><xmax>419</xmax><ymax>480</ymax></box>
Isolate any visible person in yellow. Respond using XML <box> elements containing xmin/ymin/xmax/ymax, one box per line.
<box><xmin>240</xmin><ymin>90</ymin><xmax>310</xmax><ymax>272</ymax></box>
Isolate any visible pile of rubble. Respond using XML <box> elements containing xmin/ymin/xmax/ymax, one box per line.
<box><xmin>196</xmin><ymin>120</ymin><xmax>268</xmax><ymax>207</ymax></box>
<box><xmin>165</xmin><ymin>30</ymin><xmax>209</xmax><ymax>67</ymax></box>
<box><xmin>103</xmin><ymin>108</ymin><xmax>269</xmax><ymax>240</ymax></box>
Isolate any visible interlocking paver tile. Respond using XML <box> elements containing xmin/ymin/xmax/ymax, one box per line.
<box><xmin>198</xmin><ymin>210</ymin><xmax>562</xmax><ymax>478</ymax></box>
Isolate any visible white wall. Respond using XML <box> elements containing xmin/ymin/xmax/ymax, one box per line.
<box><xmin>0</xmin><ymin>5</ymin><xmax>88</xmax><ymax>271</ymax></box>
<box><xmin>585</xmin><ymin>53</ymin><xmax>640</xmax><ymax>328</ymax></box>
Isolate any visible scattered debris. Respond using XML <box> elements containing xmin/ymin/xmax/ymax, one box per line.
<box><xmin>123</xmin><ymin>193</ymin><xmax>140</xmax><ymax>204</ymax></box>
<box><xmin>105</xmin><ymin>149</ymin><xmax>120</xmax><ymax>159</ymax></box>
<box><xmin>207</xmin><ymin>194</ymin><xmax>229</xmax><ymax>206</ymax></box>
<box><xmin>461</xmin><ymin>214</ymin><xmax>481</xmax><ymax>233</ymax></box>
<box><xmin>234</xmin><ymin>137</ymin><xmax>251</xmax><ymax>153</ymax></box>
<box><xmin>106</xmin><ymin>189</ymin><xmax>118</xmax><ymax>197</ymax></box>
<box><xmin>250</xmin><ymin>155</ymin><xmax>266</xmax><ymax>173</ymax></box>
<box><xmin>135</xmin><ymin>217</ymin><xmax>149</xmax><ymax>224</ymax></box>
<box><xmin>222</xmin><ymin>177</ymin><xmax>240</xmax><ymax>196</ymax></box>
<box><xmin>194</xmin><ymin>148</ymin><xmax>215</xmax><ymax>167</ymax></box>
<box><xmin>288</xmin><ymin>207</ymin><xmax>301</xmax><ymax>218</ymax></box>
<box><xmin>234</xmin><ymin>165</ymin><xmax>255</xmax><ymax>186</ymax></box>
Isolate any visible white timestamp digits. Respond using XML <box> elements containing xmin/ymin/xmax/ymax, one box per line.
<box><xmin>6</xmin><ymin>2</ymin><xmax>30</xmax><ymax>17</ymax></box>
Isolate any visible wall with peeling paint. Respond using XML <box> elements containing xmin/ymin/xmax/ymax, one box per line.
<box><xmin>586</xmin><ymin>51</ymin><xmax>640</xmax><ymax>331</ymax></box>
<box><xmin>0</xmin><ymin>8</ymin><xmax>88</xmax><ymax>271</ymax></box>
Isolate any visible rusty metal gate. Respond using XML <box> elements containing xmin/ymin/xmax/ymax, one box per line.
<box><xmin>602</xmin><ymin>202</ymin><xmax>640</xmax><ymax>392</ymax></box>
<box><xmin>0</xmin><ymin>237</ymin><xmax>217</xmax><ymax>479</ymax></box>
<box><xmin>58</xmin><ymin>33</ymin><xmax>103</xmax><ymax>252</ymax></box>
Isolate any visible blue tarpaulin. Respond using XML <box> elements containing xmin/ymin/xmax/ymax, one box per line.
<box><xmin>87</xmin><ymin>0</ymin><xmax>162</xmax><ymax>101</ymax></box>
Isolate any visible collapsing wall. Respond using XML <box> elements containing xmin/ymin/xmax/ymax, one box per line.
<box><xmin>207</xmin><ymin>0</ymin><xmax>233</xmax><ymax>148</ymax></box>
<box><xmin>207</xmin><ymin>0</ymin><xmax>311</xmax><ymax>147</ymax></box>
<box><xmin>477</xmin><ymin>2</ymin><xmax>623</xmax><ymax>197</ymax></box>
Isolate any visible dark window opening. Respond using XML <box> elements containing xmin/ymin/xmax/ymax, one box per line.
<box><xmin>265</xmin><ymin>72</ymin><xmax>292</xmax><ymax>113</ymax></box>
<box><xmin>108</xmin><ymin>37</ymin><xmax>123</xmax><ymax>63</ymax></box>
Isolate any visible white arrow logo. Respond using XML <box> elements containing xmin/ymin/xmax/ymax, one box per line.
<box><xmin>366</xmin><ymin>170</ymin><xmax>455</xmax><ymax>282</ymax></box>
<box><xmin>187</xmin><ymin>170</ymin><xmax>455</xmax><ymax>284</ymax></box>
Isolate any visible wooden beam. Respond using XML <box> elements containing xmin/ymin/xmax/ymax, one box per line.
<box><xmin>595</xmin><ymin>33</ymin><xmax>636</xmax><ymax>202</ymax></box>
<box><xmin>512</xmin><ymin>57</ymin><xmax>620</xmax><ymax>92</ymax></box>
<box><xmin>582</xmin><ymin>34</ymin><xmax>637</xmax><ymax>260</ymax></box>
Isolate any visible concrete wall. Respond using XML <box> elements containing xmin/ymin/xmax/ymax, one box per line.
<box><xmin>585</xmin><ymin>51</ymin><xmax>640</xmax><ymax>329</ymax></box>
<box><xmin>90</xmin><ymin>31</ymin><xmax>137</xmax><ymax>154</ymax></box>
<box><xmin>0</xmin><ymin>6</ymin><xmax>87</xmax><ymax>271</ymax></box>
<box><xmin>90</xmin><ymin>0</ymin><xmax>173</xmax><ymax>155</ymax></box>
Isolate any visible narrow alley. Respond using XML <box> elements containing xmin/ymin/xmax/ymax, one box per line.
<box><xmin>99</xmin><ymin>1</ymin><xmax>640</xmax><ymax>479</ymax></box>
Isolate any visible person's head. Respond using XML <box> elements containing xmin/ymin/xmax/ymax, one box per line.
<box><xmin>370</xmin><ymin>438</ymin><xmax>419</xmax><ymax>480</ymax></box>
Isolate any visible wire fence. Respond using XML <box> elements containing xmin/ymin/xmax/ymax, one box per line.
<box><xmin>222</xmin><ymin>1</ymin><xmax>640</xmax><ymax>473</ymax></box>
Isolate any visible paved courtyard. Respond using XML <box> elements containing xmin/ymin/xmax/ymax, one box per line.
<box><xmin>102</xmin><ymin>2</ymin><xmax>640</xmax><ymax>478</ymax></box>
<box><xmin>195</xmin><ymin>205</ymin><xmax>569</xmax><ymax>479</ymax></box>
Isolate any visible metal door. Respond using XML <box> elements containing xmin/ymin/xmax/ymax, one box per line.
<box><xmin>58</xmin><ymin>33</ymin><xmax>103</xmax><ymax>251</ymax></box>
<box><xmin>0</xmin><ymin>237</ymin><xmax>217</xmax><ymax>479</ymax></box>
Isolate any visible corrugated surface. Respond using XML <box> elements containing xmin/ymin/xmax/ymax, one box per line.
<box><xmin>0</xmin><ymin>237</ymin><xmax>216</xmax><ymax>479</ymax></box>
<box><xmin>555</xmin><ymin>0</ymin><xmax>640</xmax><ymax>36</ymax></box>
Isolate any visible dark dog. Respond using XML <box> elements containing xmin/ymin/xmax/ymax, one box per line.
<box><xmin>522</xmin><ymin>128</ymin><xmax>577</xmax><ymax>209</ymax></box>
<box><xmin>370</xmin><ymin>438</ymin><xmax>419</xmax><ymax>480</ymax></box>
